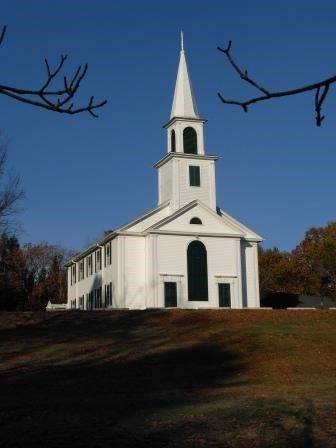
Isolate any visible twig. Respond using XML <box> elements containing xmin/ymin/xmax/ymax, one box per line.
<box><xmin>218</xmin><ymin>41</ymin><xmax>270</xmax><ymax>95</ymax></box>
<box><xmin>0</xmin><ymin>25</ymin><xmax>107</xmax><ymax>117</ymax></box>
<box><xmin>0</xmin><ymin>25</ymin><xmax>6</xmax><ymax>46</ymax></box>
<box><xmin>218</xmin><ymin>40</ymin><xmax>335</xmax><ymax>126</ymax></box>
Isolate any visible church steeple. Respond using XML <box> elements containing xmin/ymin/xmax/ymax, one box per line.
<box><xmin>170</xmin><ymin>31</ymin><xmax>199</xmax><ymax>119</ymax></box>
<box><xmin>163</xmin><ymin>34</ymin><xmax>206</xmax><ymax>156</ymax></box>
<box><xmin>156</xmin><ymin>35</ymin><xmax>218</xmax><ymax>212</ymax></box>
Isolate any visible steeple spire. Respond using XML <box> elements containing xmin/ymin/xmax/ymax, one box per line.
<box><xmin>158</xmin><ymin>34</ymin><xmax>216</xmax><ymax>211</ymax></box>
<box><xmin>170</xmin><ymin>33</ymin><xmax>199</xmax><ymax>119</ymax></box>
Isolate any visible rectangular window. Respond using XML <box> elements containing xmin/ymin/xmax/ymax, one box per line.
<box><xmin>189</xmin><ymin>166</ymin><xmax>200</xmax><ymax>187</ymax></box>
<box><xmin>99</xmin><ymin>249</ymin><xmax>101</xmax><ymax>270</ymax></box>
<box><xmin>94</xmin><ymin>287</ymin><xmax>102</xmax><ymax>309</ymax></box>
<box><xmin>104</xmin><ymin>242</ymin><xmax>112</xmax><ymax>267</ymax></box>
<box><xmin>105</xmin><ymin>282</ymin><xmax>113</xmax><ymax>308</ymax></box>
<box><xmin>87</xmin><ymin>254</ymin><xmax>93</xmax><ymax>277</ymax></box>
<box><xmin>87</xmin><ymin>291</ymin><xmax>94</xmax><ymax>311</ymax></box>
<box><xmin>96</xmin><ymin>249</ymin><xmax>102</xmax><ymax>272</ymax></box>
<box><xmin>71</xmin><ymin>265</ymin><xmax>76</xmax><ymax>285</ymax></box>
<box><xmin>104</xmin><ymin>244</ymin><xmax>108</xmax><ymax>267</ymax></box>
<box><xmin>79</xmin><ymin>260</ymin><xmax>84</xmax><ymax>281</ymax></box>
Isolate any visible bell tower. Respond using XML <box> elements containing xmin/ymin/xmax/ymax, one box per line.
<box><xmin>164</xmin><ymin>31</ymin><xmax>206</xmax><ymax>156</ymax></box>
<box><xmin>155</xmin><ymin>33</ymin><xmax>219</xmax><ymax>212</ymax></box>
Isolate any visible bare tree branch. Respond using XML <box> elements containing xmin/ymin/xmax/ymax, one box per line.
<box><xmin>217</xmin><ymin>41</ymin><xmax>336</xmax><ymax>126</ymax></box>
<box><xmin>0</xmin><ymin>25</ymin><xmax>6</xmax><ymax>46</ymax></box>
<box><xmin>218</xmin><ymin>41</ymin><xmax>271</xmax><ymax>96</ymax></box>
<box><xmin>0</xmin><ymin>25</ymin><xmax>107</xmax><ymax>117</ymax></box>
<box><xmin>0</xmin><ymin>137</ymin><xmax>24</xmax><ymax>230</ymax></box>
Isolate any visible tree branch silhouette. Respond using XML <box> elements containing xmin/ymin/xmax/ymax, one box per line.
<box><xmin>0</xmin><ymin>26</ymin><xmax>107</xmax><ymax>117</ymax></box>
<box><xmin>217</xmin><ymin>41</ymin><xmax>336</xmax><ymax>126</ymax></box>
<box><xmin>0</xmin><ymin>138</ymin><xmax>24</xmax><ymax>229</ymax></box>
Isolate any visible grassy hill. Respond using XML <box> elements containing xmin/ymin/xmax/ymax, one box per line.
<box><xmin>1</xmin><ymin>309</ymin><xmax>336</xmax><ymax>447</ymax></box>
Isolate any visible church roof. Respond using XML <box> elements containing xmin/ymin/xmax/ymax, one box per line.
<box><xmin>144</xmin><ymin>200</ymin><xmax>263</xmax><ymax>241</ymax></box>
<box><xmin>65</xmin><ymin>198</ymin><xmax>262</xmax><ymax>266</ymax></box>
<box><xmin>170</xmin><ymin>32</ymin><xmax>199</xmax><ymax>119</ymax></box>
<box><xmin>114</xmin><ymin>199</ymin><xmax>263</xmax><ymax>242</ymax></box>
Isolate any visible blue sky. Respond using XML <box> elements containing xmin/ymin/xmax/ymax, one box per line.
<box><xmin>1</xmin><ymin>0</ymin><xmax>336</xmax><ymax>252</ymax></box>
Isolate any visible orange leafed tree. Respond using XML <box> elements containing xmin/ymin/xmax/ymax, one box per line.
<box><xmin>258</xmin><ymin>246</ymin><xmax>297</xmax><ymax>295</ymax></box>
<box><xmin>259</xmin><ymin>222</ymin><xmax>336</xmax><ymax>301</ymax></box>
<box><xmin>0</xmin><ymin>235</ymin><xmax>72</xmax><ymax>310</ymax></box>
<box><xmin>291</xmin><ymin>223</ymin><xmax>336</xmax><ymax>299</ymax></box>
<box><xmin>22</xmin><ymin>242</ymin><xmax>71</xmax><ymax>308</ymax></box>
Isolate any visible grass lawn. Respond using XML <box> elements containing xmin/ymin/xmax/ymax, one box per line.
<box><xmin>1</xmin><ymin>309</ymin><xmax>336</xmax><ymax>447</ymax></box>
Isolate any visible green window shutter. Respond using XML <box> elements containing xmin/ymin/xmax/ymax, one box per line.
<box><xmin>171</xmin><ymin>130</ymin><xmax>176</xmax><ymax>152</ymax></box>
<box><xmin>189</xmin><ymin>166</ymin><xmax>200</xmax><ymax>186</ymax></box>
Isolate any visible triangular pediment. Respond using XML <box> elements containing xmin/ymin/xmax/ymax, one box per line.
<box><xmin>144</xmin><ymin>200</ymin><xmax>262</xmax><ymax>241</ymax></box>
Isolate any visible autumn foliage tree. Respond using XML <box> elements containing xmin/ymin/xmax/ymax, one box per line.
<box><xmin>258</xmin><ymin>246</ymin><xmax>296</xmax><ymax>295</ymax></box>
<box><xmin>0</xmin><ymin>233</ymin><xmax>24</xmax><ymax>309</ymax></box>
<box><xmin>0</xmin><ymin>137</ymin><xmax>24</xmax><ymax>230</ymax></box>
<box><xmin>259</xmin><ymin>222</ymin><xmax>336</xmax><ymax>303</ymax></box>
<box><xmin>291</xmin><ymin>223</ymin><xmax>336</xmax><ymax>299</ymax></box>
<box><xmin>0</xmin><ymin>234</ymin><xmax>71</xmax><ymax>310</ymax></box>
<box><xmin>22</xmin><ymin>242</ymin><xmax>70</xmax><ymax>309</ymax></box>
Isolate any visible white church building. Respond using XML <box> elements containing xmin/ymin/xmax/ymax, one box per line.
<box><xmin>66</xmin><ymin>38</ymin><xmax>262</xmax><ymax>310</ymax></box>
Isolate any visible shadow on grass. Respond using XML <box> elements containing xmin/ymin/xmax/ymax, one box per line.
<box><xmin>1</xmin><ymin>311</ymin><xmax>334</xmax><ymax>448</ymax></box>
<box><xmin>0</xmin><ymin>310</ymin><xmax>245</xmax><ymax>447</ymax></box>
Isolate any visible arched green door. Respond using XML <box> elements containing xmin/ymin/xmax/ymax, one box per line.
<box><xmin>187</xmin><ymin>241</ymin><xmax>208</xmax><ymax>301</ymax></box>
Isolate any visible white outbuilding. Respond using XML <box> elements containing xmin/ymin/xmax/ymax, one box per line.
<box><xmin>66</xmin><ymin>37</ymin><xmax>263</xmax><ymax>310</ymax></box>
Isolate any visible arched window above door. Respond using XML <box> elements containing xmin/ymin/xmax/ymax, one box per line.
<box><xmin>190</xmin><ymin>217</ymin><xmax>202</xmax><ymax>224</ymax></box>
